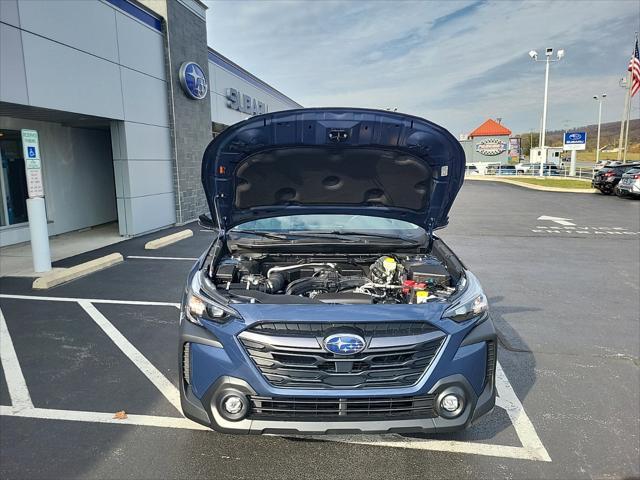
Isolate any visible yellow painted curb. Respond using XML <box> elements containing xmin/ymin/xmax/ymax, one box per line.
<box><xmin>466</xmin><ymin>176</ymin><xmax>596</xmax><ymax>194</ymax></box>
<box><xmin>32</xmin><ymin>253</ymin><xmax>124</xmax><ymax>290</ymax></box>
<box><xmin>144</xmin><ymin>229</ymin><xmax>193</xmax><ymax>250</ymax></box>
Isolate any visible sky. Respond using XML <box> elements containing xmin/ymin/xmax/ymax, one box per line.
<box><xmin>205</xmin><ymin>0</ymin><xmax>640</xmax><ymax>137</ymax></box>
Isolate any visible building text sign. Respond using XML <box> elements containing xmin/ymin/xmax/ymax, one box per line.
<box><xmin>476</xmin><ymin>138</ymin><xmax>507</xmax><ymax>156</ymax></box>
<box><xmin>226</xmin><ymin>88</ymin><xmax>268</xmax><ymax>116</ymax></box>
<box><xmin>21</xmin><ymin>129</ymin><xmax>44</xmax><ymax>198</ymax></box>
<box><xmin>563</xmin><ymin>131</ymin><xmax>586</xmax><ymax>151</ymax></box>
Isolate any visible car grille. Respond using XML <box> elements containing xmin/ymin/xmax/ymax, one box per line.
<box><xmin>246</xmin><ymin>321</ymin><xmax>438</xmax><ymax>337</ymax></box>
<box><xmin>239</xmin><ymin>324</ymin><xmax>445</xmax><ymax>389</ymax></box>
<box><xmin>249</xmin><ymin>394</ymin><xmax>437</xmax><ymax>420</ymax></box>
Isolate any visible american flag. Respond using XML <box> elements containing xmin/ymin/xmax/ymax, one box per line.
<box><xmin>629</xmin><ymin>37</ymin><xmax>640</xmax><ymax>97</ymax></box>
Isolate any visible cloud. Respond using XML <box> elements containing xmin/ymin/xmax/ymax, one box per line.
<box><xmin>205</xmin><ymin>0</ymin><xmax>640</xmax><ymax>135</ymax></box>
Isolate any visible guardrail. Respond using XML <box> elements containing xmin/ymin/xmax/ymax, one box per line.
<box><xmin>467</xmin><ymin>166</ymin><xmax>594</xmax><ymax>180</ymax></box>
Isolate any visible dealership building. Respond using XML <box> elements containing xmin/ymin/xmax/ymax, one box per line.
<box><xmin>0</xmin><ymin>0</ymin><xmax>301</xmax><ymax>247</ymax></box>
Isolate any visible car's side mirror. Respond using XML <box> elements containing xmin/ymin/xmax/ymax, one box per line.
<box><xmin>198</xmin><ymin>214</ymin><xmax>217</xmax><ymax>231</ymax></box>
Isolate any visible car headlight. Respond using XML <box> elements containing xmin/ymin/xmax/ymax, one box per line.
<box><xmin>184</xmin><ymin>271</ymin><xmax>239</xmax><ymax>326</ymax></box>
<box><xmin>442</xmin><ymin>271</ymin><xmax>489</xmax><ymax>323</ymax></box>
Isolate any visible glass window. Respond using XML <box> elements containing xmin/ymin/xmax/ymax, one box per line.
<box><xmin>0</xmin><ymin>130</ymin><xmax>29</xmax><ymax>226</ymax></box>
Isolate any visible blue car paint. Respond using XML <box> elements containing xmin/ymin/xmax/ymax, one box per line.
<box><xmin>183</xmin><ymin>263</ymin><xmax>487</xmax><ymax>400</ymax></box>
<box><xmin>200</xmin><ymin>108</ymin><xmax>466</xmax><ymax>231</ymax></box>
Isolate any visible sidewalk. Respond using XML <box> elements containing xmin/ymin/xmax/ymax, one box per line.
<box><xmin>0</xmin><ymin>222</ymin><xmax>124</xmax><ymax>277</ymax></box>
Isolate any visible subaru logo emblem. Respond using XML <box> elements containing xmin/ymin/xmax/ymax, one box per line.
<box><xmin>179</xmin><ymin>62</ymin><xmax>208</xmax><ymax>100</ymax></box>
<box><xmin>323</xmin><ymin>333</ymin><xmax>366</xmax><ymax>355</ymax></box>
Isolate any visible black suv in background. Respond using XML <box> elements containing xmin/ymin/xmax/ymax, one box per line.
<box><xmin>592</xmin><ymin>163</ymin><xmax>640</xmax><ymax>195</ymax></box>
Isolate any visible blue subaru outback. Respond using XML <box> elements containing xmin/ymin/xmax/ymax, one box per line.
<box><xmin>179</xmin><ymin>108</ymin><xmax>496</xmax><ymax>434</ymax></box>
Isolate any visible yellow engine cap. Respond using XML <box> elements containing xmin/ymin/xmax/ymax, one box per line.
<box><xmin>383</xmin><ymin>257</ymin><xmax>397</xmax><ymax>271</ymax></box>
<box><xmin>415</xmin><ymin>290</ymin><xmax>429</xmax><ymax>303</ymax></box>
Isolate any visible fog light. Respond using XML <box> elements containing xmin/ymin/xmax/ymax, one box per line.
<box><xmin>217</xmin><ymin>390</ymin><xmax>249</xmax><ymax>421</ymax></box>
<box><xmin>441</xmin><ymin>394</ymin><xmax>460</xmax><ymax>412</ymax></box>
<box><xmin>436</xmin><ymin>387</ymin><xmax>466</xmax><ymax>419</ymax></box>
<box><xmin>223</xmin><ymin>395</ymin><xmax>244</xmax><ymax>415</ymax></box>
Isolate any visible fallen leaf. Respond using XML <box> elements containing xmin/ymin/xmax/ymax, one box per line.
<box><xmin>113</xmin><ymin>410</ymin><xmax>128</xmax><ymax>420</ymax></box>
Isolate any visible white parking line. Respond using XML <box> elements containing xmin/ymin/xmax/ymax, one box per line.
<box><xmin>77</xmin><ymin>300</ymin><xmax>182</xmax><ymax>413</ymax></box>
<box><xmin>0</xmin><ymin>293</ymin><xmax>179</xmax><ymax>309</ymax></box>
<box><xmin>127</xmin><ymin>256</ymin><xmax>198</xmax><ymax>261</ymax></box>
<box><xmin>311</xmin><ymin>362</ymin><xmax>550</xmax><ymax>462</ymax></box>
<box><xmin>494</xmin><ymin>363</ymin><xmax>551</xmax><ymax>461</ymax></box>
<box><xmin>0</xmin><ymin>308</ymin><xmax>33</xmax><ymax>410</ymax></box>
<box><xmin>0</xmin><ymin>405</ymin><xmax>208</xmax><ymax>431</ymax></box>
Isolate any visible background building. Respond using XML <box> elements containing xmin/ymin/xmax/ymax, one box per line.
<box><xmin>0</xmin><ymin>0</ymin><xmax>301</xmax><ymax>247</ymax></box>
<box><xmin>460</xmin><ymin>119</ymin><xmax>513</xmax><ymax>173</ymax></box>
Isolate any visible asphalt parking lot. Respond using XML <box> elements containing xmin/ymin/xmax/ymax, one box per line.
<box><xmin>1</xmin><ymin>181</ymin><xmax>638</xmax><ymax>479</ymax></box>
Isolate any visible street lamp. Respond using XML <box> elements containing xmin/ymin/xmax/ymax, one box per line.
<box><xmin>593</xmin><ymin>94</ymin><xmax>606</xmax><ymax>164</ymax></box>
<box><xmin>530</xmin><ymin>47</ymin><xmax>565</xmax><ymax>176</ymax></box>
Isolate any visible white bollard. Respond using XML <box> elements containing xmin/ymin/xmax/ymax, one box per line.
<box><xmin>26</xmin><ymin>197</ymin><xmax>51</xmax><ymax>273</ymax></box>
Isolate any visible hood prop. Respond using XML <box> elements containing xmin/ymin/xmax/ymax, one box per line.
<box><xmin>426</xmin><ymin>217</ymin><xmax>436</xmax><ymax>253</ymax></box>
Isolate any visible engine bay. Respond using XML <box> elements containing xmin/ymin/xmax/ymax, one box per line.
<box><xmin>210</xmin><ymin>253</ymin><xmax>457</xmax><ymax>305</ymax></box>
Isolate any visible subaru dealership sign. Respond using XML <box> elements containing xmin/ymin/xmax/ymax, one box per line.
<box><xmin>179</xmin><ymin>62</ymin><xmax>208</xmax><ymax>100</ymax></box>
<box><xmin>563</xmin><ymin>132</ymin><xmax>586</xmax><ymax>151</ymax></box>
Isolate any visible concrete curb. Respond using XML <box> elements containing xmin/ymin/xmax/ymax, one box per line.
<box><xmin>144</xmin><ymin>229</ymin><xmax>193</xmax><ymax>250</ymax></box>
<box><xmin>466</xmin><ymin>176</ymin><xmax>597</xmax><ymax>194</ymax></box>
<box><xmin>32</xmin><ymin>253</ymin><xmax>124</xmax><ymax>290</ymax></box>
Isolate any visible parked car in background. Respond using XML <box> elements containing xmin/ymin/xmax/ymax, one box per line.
<box><xmin>465</xmin><ymin>165</ymin><xmax>479</xmax><ymax>175</ymax></box>
<box><xmin>486</xmin><ymin>164</ymin><xmax>516</xmax><ymax>175</ymax></box>
<box><xmin>496</xmin><ymin>165</ymin><xmax>516</xmax><ymax>175</ymax></box>
<box><xmin>616</xmin><ymin>167</ymin><xmax>640</xmax><ymax>198</ymax></box>
<box><xmin>592</xmin><ymin>163</ymin><xmax>640</xmax><ymax>195</ymax></box>
<box><xmin>515</xmin><ymin>163</ymin><xmax>532</xmax><ymax>174</ymax></box>
<box><xmin>593</xmin><ymin>160</ymin><xmax>614</xmax><ymax>172</ymax></box>
<box><xmin>528</xmin><ymin>164</ymin><xmax>562</xmax><ymax>176</ymax></box>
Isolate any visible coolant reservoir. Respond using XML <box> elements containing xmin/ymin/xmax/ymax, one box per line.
<box><xmin>415</xmin><ymin>290</ymin><xmax>429</xmax><ymax>304</ymax></box>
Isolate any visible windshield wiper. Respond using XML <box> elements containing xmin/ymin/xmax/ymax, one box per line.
<box><xmin>229</xmin><ymin>230</ymin><xmax>357</xmax><ymax>242</ymax></box>
<box><xmin>299</xmin><ymin>231</ymin><xmax>420</xmax><ymax>245</ymax></box>
<box><xmin>229</xmin><ymin>230</ymin><xmax>290</xmax><ymax>240</ymax></box>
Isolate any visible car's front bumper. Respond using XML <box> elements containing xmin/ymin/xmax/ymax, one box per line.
<box><xmin>181</xmin><ymin>372</ymin><xmax>495</xmax><ymax>435</ymax></box>
<box><xmin>178</xmin><ymin>311</ymin><xmax>497</xmax><ymax>435</ymax></box>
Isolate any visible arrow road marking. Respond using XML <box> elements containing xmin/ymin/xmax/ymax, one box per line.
<box><xmin>537</xmin><ymin>215</ymin><xmax>575</xmax><ymax>226</ymax></box>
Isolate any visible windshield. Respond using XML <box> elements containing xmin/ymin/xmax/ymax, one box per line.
<box><xmin>232</xmin><ymin>215</ymin><xmax>422</xmax><ymax>234</ymax></box>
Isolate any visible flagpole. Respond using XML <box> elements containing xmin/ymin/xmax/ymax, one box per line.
<box><xmin>623</xmin><ymin>32</ymin><xmax>639</xmax><ymax>163</ymax></box>
<box><xmin>617</xmin><ymin>71</ymin><xmax>631</xmax><ymax>161</ymax></box>
<box><xmin>623</xmin><ymin>86</ymin><xmax>632</xmax><ymax>162</ymax></box>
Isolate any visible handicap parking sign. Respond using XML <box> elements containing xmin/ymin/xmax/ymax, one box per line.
<box><xmin>27</xmin><ymin>146</ymin><xmax>36</xmax><ymax>158</ymax></box>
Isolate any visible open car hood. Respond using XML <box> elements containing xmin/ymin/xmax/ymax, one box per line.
<box><xmin>202</xmin><ymin>108</ymin><xmax>465</xmax><ymax>232</ymax></box>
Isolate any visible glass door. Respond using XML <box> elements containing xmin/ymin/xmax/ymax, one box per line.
<box><xmin>0</xmin><ymin>130</ymin><xmax>29</xmax><ymax>227</ymax></box>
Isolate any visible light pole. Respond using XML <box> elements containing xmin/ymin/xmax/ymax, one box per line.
<box><xmin>529</xmin><ymin>47</ymin><xmax>565</xmax><ymax>176</ymax></box>
<box><xmin>593</xmin><ymin>94</ymin><xmax>606</xmax><ymax>164</ymax></box>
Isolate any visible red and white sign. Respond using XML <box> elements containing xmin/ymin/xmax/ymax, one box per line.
<box><xmin>26</xmin><ymin>169</ymin><xmax>44</xmax><ymax>198</ymax></box>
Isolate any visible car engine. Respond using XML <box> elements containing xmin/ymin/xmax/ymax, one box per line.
<box><xmin>211</xmin><ymin>254</ymin><xmax>455</xmax><ymax>304</ymax></box>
